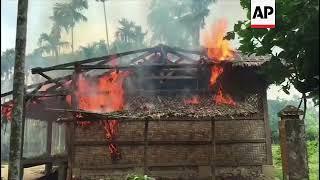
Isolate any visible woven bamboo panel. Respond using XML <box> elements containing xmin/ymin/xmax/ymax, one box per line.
<box><xmin>79</xmin><ymin>168</ymin><xmax>143</xmax><ymax>180</ymax></box>
<box><xmin>215</xmin><ymin>120</ymin><xmax>265</xmax><ymax>141</ymax></box>
<box><xmin>74</xmin><ymin>121</ymin><xmax>145</xmax><ymax>142</ymax></box>
<box><xmin>148</xmin><ymin>167</ymin><xmax>199</xmax><ymax>180</ymax></box>
<box><xmin>146</xmin><ymin>145</ymin><xmax>210</xmax><ymax>164</ymax></box>
<box><xmin>216</xmin><ymin>166</ymin><xmax>263</xmax><ymax>180</ymax></box>
<box><xmin>148</xmin><ymin>121</ymin><xmax>211</xmax><ymax>141</ymax></box>
<box><xmin>215</xmin><ymin>143</ymin><xmax>267</xmax><ymax>166</ymax></box>
<box><xmin>74</xmin><ymin>145</ymin><xmax>144</xmax><ymax>168</ymax></box>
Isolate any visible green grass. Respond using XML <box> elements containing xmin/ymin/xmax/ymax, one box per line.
<box><xmin>272</xmin><ymin>141</ymin><xmax>319</xmax><ymax>180</ymax></box>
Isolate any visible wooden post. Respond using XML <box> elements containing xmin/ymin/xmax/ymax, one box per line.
<box><xmin>143</xmin><ymin>120</ymin><xmax>149</xmax><ymax>175</ymax></box>
<box><xmin>19</xmin><ymin>91</ymin><xmax>27</xmax><ymax>180</ymax></box>
<box><xmin>211</xmin><ymin>119</ymin><xmax>216</xmax><ymax>180</ymax></box>
<box><xmin>278</xmin><ymin>105</ymin><xmax>309</xmax><ymax>180</ymax></box>
<box><xmin>8</xmin><ymin>0</ymin><xmax>28</xmax><ymax>179</ymax></box>
<box><xmin>66</xmin><ymin>64</ymin><xmax>80</xmax><ymax>180</ymax></box>
<box><xmin>45</xmin><ymin>119</ymin><xmax>53</xmax><ymax>175</ymax></box>
<box><xmin>262</xmin><ymin>90</ymin><xmax>273</xmax><ymax>164</ymax></box>
<box><xmin>58</xmin><ymin>162</ymin><xmax>67</xmax><ymax>180</ymax></box>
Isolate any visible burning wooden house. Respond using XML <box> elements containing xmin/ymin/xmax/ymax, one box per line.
<box><xmin>1</xmin><ymin>43</ymin><xmax>272</xmax><ymax>180</ymax></box>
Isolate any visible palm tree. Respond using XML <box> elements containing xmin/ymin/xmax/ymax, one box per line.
<box><xmin>52</xmin><ymin>0</ymin><xmax>88</xmax><ymax>53</ymax></box>
<box><xmin>37</xmin><ymin>26</ymin><xmax>69</xmax><ymax>59</ymax></box>
<box><xmin>111</xmin><ymin>19</ymin><xmax>147</xmax><ymax>53</ymax></box>
<box><xmin>96</xmin><ymin>0</ymin><xmax>110</xmax><ymax>53</ymax></box>
<box><xmin>148</xmin><ymin>0</ymin><xmax>215</xmax><ymax>48</ymax></box>
<box><xmin>147</xmin><ymin>0</ymin><xmax>192</xmax><ymax>47</ymax></box>
<box><xmin>178</xmin><ymin>0</ymin><xmax>215</xmax><ymax>47</ymax></box>
<box><xmin>116</xmin><ymin>18</ymin><xmax>146</xmax><ymax>44</ymax></box>
<box><xmin>80</xmin><ymin>40</ymin><xmax>108</xmax><ymax>58</ymax></box>
<box><xmin>1</xmin><ymin>49</ymin><xmax>15</xmax><ymax>74</ymax></box>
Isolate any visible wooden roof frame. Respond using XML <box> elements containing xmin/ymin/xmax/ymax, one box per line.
<box><xmin>1</xmin><ymin>44</ymin><xmax>268</xmax><ymax>103</ymax></box>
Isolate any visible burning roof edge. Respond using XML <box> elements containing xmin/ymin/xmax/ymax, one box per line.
<box><xmin>1</xmin><ymin>45</ymin><xmax>270</xmax><ymax>98</ymax></box>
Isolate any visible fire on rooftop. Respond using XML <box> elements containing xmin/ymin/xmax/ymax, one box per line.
<box><xmin>1</xmin><ymin>20</ymin><xmax>271</xmax><ymax>179</ymax></box>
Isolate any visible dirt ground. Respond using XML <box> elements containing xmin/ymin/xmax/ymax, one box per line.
<box><xmin>1</xmin><ymin>165</ymin><xmax>44</xmax><ymax>180</ymax></box>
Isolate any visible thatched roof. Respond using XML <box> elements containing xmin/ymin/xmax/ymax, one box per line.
<box><xmin>123</xmin><ymin>94</ymin><xmax>260</xmax><ymax>119</ymax></box>
<box><xmin>230</xmin><ymin>52</ymin><xmax>270</xmax><ymax>67</ymax></box>
<box><xmin>45</xmin><ymin>94</ymin><xmax>261</xmax><ymax>122</ymax></box>
<box><xmin>1</xmin><ymin>45</ymin><xmax>269</xmax><ymax>121</ymax></box>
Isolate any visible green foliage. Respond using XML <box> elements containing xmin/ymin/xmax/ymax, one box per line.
<box><xmin>268</xmin><ymin>98</ymin><xmax>319</xmax><ymax>144</ymax></box>
<box><xmin>37</xmin><ymin>28</ymin><xmax>69</xmax><ymax>58</ymax></box>
<box><xmin>52</xmin><ymin>0</ymin><xmax>88</xmax><ymax>31</ymax></box>
<box><xmin>79</xmin><ymin>40</ymin><xmax>108</xmax><ymax>58</ymax></box>
<box><xmin>110</xmin><ymin>19</ymin><xmax>148</xmax><ymax>53</ymax></box>
<box><xmin>228</xmin><ymin>0</ymin><xmax>319</xmax><ymax>105</ymax></box>
<box><xmin>272</xmin><ymin>145</ymin><xmax>283</xmax><ymax>180</ymax></box>
<box><xmin>1</xmin><ymin>49</ymin><xmax>15</xmax><ymax>74</ymax></box>
<box><xmin>272</xmin><ymin>141</ymin><xmax>319</xmax><ymax>180</ymax></box>
<box><xmin>51</xmin><ymin>0</ymin><xmax>88</xmax><ymax>52</ymax></box>
<box><xmin>147</xmin><ymin>0</ymin><xmax>215</xmax><ymax>48</ymax></box>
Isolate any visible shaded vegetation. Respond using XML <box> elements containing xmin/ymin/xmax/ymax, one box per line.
<box><xmin>227</xmin><ymin>0</ymin><xmax>319</xmax><ymax>105</ymax></box>
<box><xmin>272</xmin><ymin>142</ymin><xmax>319</xmax><ymax>180</ymax></box>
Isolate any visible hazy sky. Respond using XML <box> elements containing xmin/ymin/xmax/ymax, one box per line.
<box><xmin>1</xmin><ymin>0</ymin><xmax>302</xmax><ymax>100</ymax></box>
<box><xmin>1</xmin><ymin>0</ymin><xmax>248</xmax><ymax>53</ymax></box>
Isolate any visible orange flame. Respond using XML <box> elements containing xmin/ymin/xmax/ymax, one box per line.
<box><xmin>209</xmin><ymin>65</ymin><xmax>224</xmax><ymax>86</ymax></box>
<box><xmin>183</xmin><ymin>96</ymin><xmax>200</xmax><ymax>105</ymax></box>
<box><xmin>66</xmin><ymin>71</ymin><xmax>129</xmax><ymax>112</ymax></box>
<box><xmin>66</xmin><ymin>69</ymin><xmax>129</xmax><ymax>160</ymax></box>
<box><xmin>215</xmin><ymin>89</ymin><xmax>236</xmax><ymax>106</ymax></box>
<box><xmin>203</xmin><ymin>19</ymin><xmax>234</xmax><ymax>61</ymax></box>
<box><xmin>203</xmin><ymin>19</ymin><xmax>236</xmax><ymax>106</ymax></box>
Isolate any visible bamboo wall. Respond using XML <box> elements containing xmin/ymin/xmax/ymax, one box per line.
<box><xmin>71</xmin><ymin>92</ymin><xmax>272</xmax><ymax>180</ymax></box>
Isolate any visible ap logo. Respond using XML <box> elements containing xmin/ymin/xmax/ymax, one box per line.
<box><xmin>251</xmin><ymin>0</ymin><xmax>275</xmax><ymax>28</ymax></box>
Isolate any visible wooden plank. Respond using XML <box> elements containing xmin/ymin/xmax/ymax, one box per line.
<box><xmin>45</xmin><ymin>120</ymin><xmax>53</xmax><ymax>175</ymax></box>
<box><xmin>1</xmin><ymin>75</ymin><xmax>71</xmax><ymax>98</ymax></box>
<box><xmin>211</xmin><ymin>119</ymin><xmax>216</xmax><ymax>180</ymax></box>
<box><xmin>57</xmin><ymin>162</ymin><xmax>67</xmax><ymax>180</ymax></box>
<box><xmin>68</xmin><ymin>66</ymin><xmax>79</xmax><ymax>179</ymax></box>
<box><xmin>73</xmin><ymin>139</ymin><xmax>266</xmax><ymax>146</ymax></box>
<box><xmin>140</xmin><ymin>76</ymin><xmax>197</xmax><ymax>80</ymax></box>
<box><xmin>262</xmin><ymin>90</ymin><xmax>273</xmax><ymax>164</ymax></box>
<box><xmin>129</xmin><ymin>51</ymin><xmax>154</xmax><ymax>64</ymax></box>
<box><xmin>167</xmin><ymin>46</ymin><xmax>202</xmax><ymax>55</ymax></box>
<box><xmin>76</xmin><ymin>162</ymin><xmax>264</xmax><ymax>170</ymax></box>
<box><xmin>167</xmin><ymin>48</ymin><xmax>198</xmax><ymax>62</ymax></box>
<box><xmin>143</xmin><ymin>120</ymin><xmax>149</xmax><ymax>174</ymax></box>
<box><xmin>79</xmin><ymin>63</ymin><xmax>213</xmax><ymax>70</ymax></box>
<box><xmin>22</xmin><ymin>155</ymin><xmax>68</xmax><ymax>168</ymax></box>
<box><xmin>31</xmin><ymin>47</ymin><xmax>155</xmax><ymax>74</ymax></box>
<box><xmin>19</xmin><ymin>93</ymin><xmax>27</xmax><ymax>180</ymax></box>
<box><xmin>48</xmin><ymin>108</ymin><xmax>265</xmax><ymax>122</ymax></box>
<box><xmin>55</xmin><ymin>116</ymin><xmax>265</xmax><ymax>122</ymax></box>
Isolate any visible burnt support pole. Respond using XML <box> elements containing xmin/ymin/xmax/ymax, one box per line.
<box><xmin>143</xmin><ymin>120</ymin><xmax>149</xmax><ymax>175</ymax></box>
<box><xmin>211</xmin><ymin>119</ymin><xmax>216</xmax><ymax>180</ymax></box>
<box><xmin>66</xmin><ymin>64</ymin><xmax>80</xmax><ymax>180</ymax></box>
<box><xmin>278</xmin><ymin>105</ymin><xmax>309</xmax><ymax>180</ymax></box>
<box><xmin>8</xmin><ymin>0</ymin><xmax>29</xmax><ymax>179</ymax></box>
<box><xmin>45</xmin><ymin>119</ymin><xmax>53</xmax><ymax>175</ymax></box>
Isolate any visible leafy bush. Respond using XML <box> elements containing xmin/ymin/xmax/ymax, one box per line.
<box><xmin>272</xmin><ymin>141</ymin><xmax>319</xmax><ymax>180</ymax></box>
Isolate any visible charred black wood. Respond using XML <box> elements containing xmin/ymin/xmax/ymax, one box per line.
<box><xmin>31</xmin><ymin>47</ymin><xmax>155</xmax><ymax>74</ymax></box>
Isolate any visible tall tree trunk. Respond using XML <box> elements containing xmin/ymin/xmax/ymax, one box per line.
<box><xmin>193</xmin><ymin>24</ymin><xmax>200</xmax><ymax>48</ymax></box>
<box><xmin>103</xmin><ymin>1</ymin><xmax>110</xmax><ymax>54</ymax></box>
<box><xmin>54</xmin><ymin>48</ymin><xmax>59</xmax><ymax>62</ymax></box>
<box><xmin>71</xmin><ymin>26</ymin><xmax>74</xmax><ymax>53</ymax></box>
<box><xmin>8</xmin><ymin>0</ymin><xmax>28</xmax><ymax>179</ymax></box>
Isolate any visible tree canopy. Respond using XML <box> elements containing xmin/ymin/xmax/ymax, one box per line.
<box><xmin>148</xmin><ymin>0</ymin><xmax>215</xmax><ymax>48</ymax></box>
<box><xmin>226</xmin><ymin>0</ymin><xmax>319</xmax><ymax>105</ymax></box>
<box><xmin>110</xmin><ymin>18</ymin><xmax>147</xmax><ymax>53</ymax></box>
